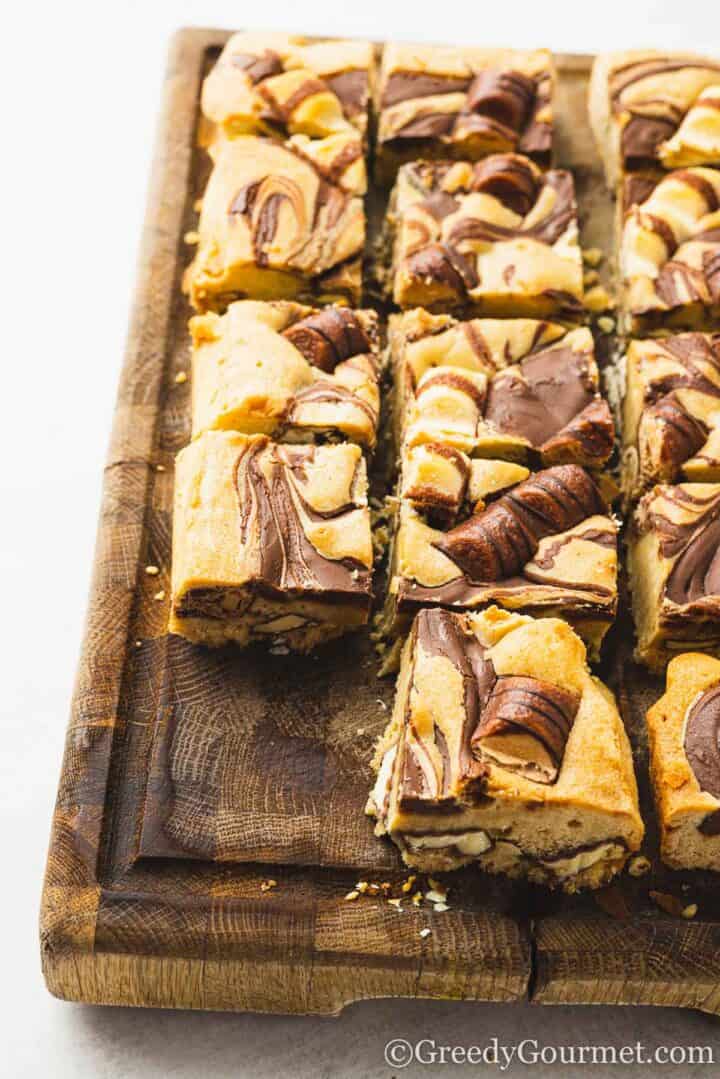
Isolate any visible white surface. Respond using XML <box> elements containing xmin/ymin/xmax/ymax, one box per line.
<box><xmin>3</xmin><ymin>2</ymin><xmax>720</xmax><ymax>1075</ymax></box>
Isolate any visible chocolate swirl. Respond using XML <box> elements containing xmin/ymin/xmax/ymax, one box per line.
<box><xmin>484</xmin><ymin>344</ymin><xmax>613</xmax><ymax>461</ymax></box>
<box><xmin>234</xmin><ymin>440</ymin><xmax>370</xmax><ymax>598</ymax></box>
<box><xmin>230</xmin><ymin>50</ymin><xmax>284</xmax><ymax>84</ymax></box>
<box><xmin>610</xmin><ymin>56</ymin><xmax>720</xmax><ymax>167</ymax></box>
<box><xmin>399</xmin><ymin>609</ymin><xmax>496</xmax><ymax>807</ymax></box>
<box><xmin>282</xmin><ymin>308</ymin><xmax>371</xmax><ymax>372</ymax></box>
<box><xmin>433</xmin><ymin>465</ymin><xmax>605</xmax><ymax>581</ymax></box>
<box><xmin>471</xmin><ymin>675</ymin><xmax>580</xmax><ymax>783</ymax></box>
<box><xmin>228</xmin><ymin>176</ymin><xmax>307</xmax><ymax>267</ymax></box>
<box><xmin>650</xmin><ymin>487</ymin><xmax>720</xmax><ymax>604</ymax></box>
<box><xmin>684</xmin><ymin>684</ymin><xmax>720</xmax><ymax>811</ymax></box>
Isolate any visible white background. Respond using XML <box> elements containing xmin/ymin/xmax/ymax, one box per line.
<box><xmin>3</xmin><ymin>2</ymin><xmax>720</xmax><ymax>1075</ymax></box>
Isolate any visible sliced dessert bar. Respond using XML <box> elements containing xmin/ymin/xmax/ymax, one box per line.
<box><xmin>629</xmin><ymin>482</ymin><xmax>720</xmax><ymax>670</ymax></box>
<box><xmin>190</xmin><ymin>301</ymin><xmax>380</xmax><ymax>449</ymax></box>
<box><xmin>185</xmin><ymin>135</ymin><xmax>365</xmax><ymax>311</ymax></box>
<box><xmin>622</xmin><ymin>332</ymin><xmax>720</xmax><ymax>499</ymax></box>
<box><xmin>618</xmin><ymin>167</ymin><xmax>720</xmax><ymax>334</ymax></box>
<box><xmin>202</xmin><ymin>32</ymin><xmax>373</xmax><ymax>147</ymax></box>
<box><xmin>375</xmin><ymin>43</ymin><xmax>554</xmax><ymax>183</ymax></box>
<box><xmin>170</xmin><ymin>431</ymin><xmax>373</xmax><ymax>651</ymax></box>
<box><xmin>391</xmin><ymin>311</ymin><xmax>614</xmax><ymax>470</ymax></box>
<box><xmin>367</xmin><ymin>605</ymin><xmax>643</xmax><ymax>890</ymax></box>
<box><xmin>387</xmin><ymin>154</ymin><xmax>584</xmax><ymax>317</ymax></box>
<box><xmin>589</xmin><ymin>51</ymin><xmax>720</xmax><ymax>187</ymax></box>
<box><xmin>385</xmin><ymin>462</ymin><xmax>618</xmax><ymax>659</ymax></box>
<box><xmin>646</xmin><ymin>652</ymin><xmax>720</xmax><ymax>870</ymax></box>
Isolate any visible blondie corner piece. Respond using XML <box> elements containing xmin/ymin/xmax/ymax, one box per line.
<box><xmin>201</xmin><ymin>32</ymin><xmax>373</xmax><ymax>147</ymax></box>
<box><xmin>622</xmin><ymin>333</ymin><xmax>720</xmax><ymax>499</ymax></box>
<box><xmin>385</xmin><ymin>463</ymin><xmax>618</xmax><ymax>660</ymax></box>
<box><xmin>190</xmin><ymin>301</ymin><xmax>380</xmax><ymax>448</ymax></box>
<box><xmin>185</xmin><ymin>135</ymin><xmax>365</xmax><ymax>312</ymax></box>
<box><xmin>367</xmin><ymin>606</ymin><xmax>643</xmax><ymax>891</ymax></box>
<box><xmin>375</xmin><ymin>44</ymin><xmax>554</xmax><ymax>184</ymax></box>
<box><xmin>387</xmin><ymin>154</ymin><xmax>584</xmax><ymax>317</ymax></box>
<box><xmin>618</xmin><ymin>168</ymin><xmax>720</xmax><ymax>334</ymax></box>
<box><xmin>589</xmin><ymin>51</ymin><xmax>720</xmax><ymax>188</ymax></box>
<box><xmin>629</xmin><ymin>483</ymin><xmax>720</xmax><ymax>671</ymax></box>
<box><xmin>646</xmin><ymin>653</ymin><xmax>720</xmax><ymax>870</ymax></box>
<box><xmin>391</xmin><ymin>311</ymin><xmax>614</xmax><ymax>471</ymax></box>
<box><xmin>170</xmin><ymin>432</ymin><xmax>373</xmax><ymax>652</ymax></box>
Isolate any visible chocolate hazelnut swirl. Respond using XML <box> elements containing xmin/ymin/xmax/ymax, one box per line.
<box><xmin>377</xmin><ymin>45</ymin><xmax>553</xmax><ymax>168</ymax></box>
<box><xmin>648</xmin><ymin>486</ymin><xmax>720</xmax><ymax>605</ymax></box>
<box><xmin>434</xmin><ymin>465</ymin><xmax>606</xmax><ymax>581</ymax></box>
<box><xmin>234</xmin><ymin>440</ymin><xmax>371</xmax><ymax>600</ymax></box>
<box><xmin>472</xmin><ymin>676</ymin><xmax>580</xmax><ymax>783</ymax></box>
<box><xmin>684</xmin><ymin>684</ymin><xmax>720</xmax><ymax>822</ymax></box>
<box><xmin>608</xmin><ymin>54</ymin><xmax>720</xmax><ymax>169</ymax></box>
<box><xmin>398</xmin><ymin>608</ymin><xmax>497</xmax><ymax>808</ymax></box>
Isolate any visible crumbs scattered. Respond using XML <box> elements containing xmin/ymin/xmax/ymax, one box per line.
<box><xmin>583</xmin><ymin>247</ymin><xmax>604</xmax><ymax>267</ymax></box>
<box><xmin>175</xmin><ymin>371</ymin><xmax>188</xmax><ymax>384</ymax></box>
<box><xmin>627</xmin><ymin>855</ymin><xmax>651</xmax><ymax>878</ymax></box>
<box><xmin>649</xmin><ymin>890</ymin><xmax>697</xmax><ymax>918</ymax></box>
<box><xmin>584</xmin><ymin>285</ymin><xmax>615</xmax><ymax>313</ymax></box>
<box><xmin>419</xmin><ymin>928</ymin><xmax>431</xmax><ymax>939</ymax></box>
<box><xmin>145</xmin><ymin>565</ymin><xmax>160</xmax><ymax>576</ymax></box>
<box><xmin>261</xmin><ymin>879</ymin><xmax>278</xmax><ymax>893</ymax></box>
<box><xmin>343</xmin><ymin>875</ymin><xmax>451</xmax><ymax>912</ymax></box>
<box><xmin>184</xmin><ymin>230</ymin><xmax>199</xmax><ymax>245</ymax></box>
<box><xmin>153</xmin><ymin>590</ymin><xmax>166</xmax><ymax>601</ymax></box>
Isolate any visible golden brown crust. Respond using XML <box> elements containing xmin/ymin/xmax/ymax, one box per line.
<box><xmin>170</xmin><ymin>431</ymin><xmax>373</xmax><ymax>651</ymax></box>
<box><xmin>622</xmin><ymin>333</ymin><xmax>720</xmax><ymax>498</ymax></box>
<box><xmin>185</xmin><ymin>136</ymin><xmax>365</xmax><ymax>312</ymax></box>
<box><xmin>646</xmin><ymin>653</ymin><xmax>720</xmax><ymax>869</ymax></box>
<box><xmin>391</xmin><ymin>313</ymin><xmax>614</xmax><ymax>472</ymax></box>
<box><xmin>202</xmin><ymin>32</ymin><xmax>373</xmax><ymax>146</ymax></box>
<box><xmin>375</xmin><ymin>44</ymin><xmax>554</xmax><ymax>183</ymax></box>
<box><xmin>387</xmin><ymin>155</ymin><xmax>583</xmax><ymax>316</ymax></box>
<box><xmin>190</xmin><ymin>301</ymin><xmax>380</xmax><ymax>448</ymax></box>
<box><xmin>589</xmin><ymin>51</ymin><xmax>720</xmax><ymax>188</ymax></box>
<box><xmin>629</xmin><ymin>483</ymin><xmax>720</xmax><ymax>670</ymax></box>
<box><xmin>619</xmin><ymin>166</ymin><xmax>720</xmax><ymax>333</ymax></box>
<box><xmin>368</xmin><ymin>606</ymin><xmax>643</xmax><ymax>890</ymax></box>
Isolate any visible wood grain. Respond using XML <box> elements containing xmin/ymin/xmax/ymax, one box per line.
<box><xmin>40</xmin><ymin>29</ymin><xmax>720</xmax><ymax>1016</ymax></box>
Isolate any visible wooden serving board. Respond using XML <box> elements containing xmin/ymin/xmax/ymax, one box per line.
<box><xmin>40</xmin><ymin>29</ymin><xmax>720</xmax><ymax>1016</ymax></box>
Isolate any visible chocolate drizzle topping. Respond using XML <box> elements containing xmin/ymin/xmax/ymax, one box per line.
<box><xmin>434</xmin><ymin>465</ymin><xmax>605</xmax><ymax>582</ymax></box>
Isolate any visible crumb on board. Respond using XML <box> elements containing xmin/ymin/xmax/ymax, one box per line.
<box><xmin>261</xmin><ymin>879</ymin><xmax>278</xmax><ymax>893</ymax></box>
<box><xmin>627</xmin><ymin>855</ymin><xmax>651</xmax><ymax>878</ymax></box>
<box><xmin>145</xmin><ymin>565</ymin><xmax>160</xmax><ymax>576</ymax></box>
<box><xmin>175</xmin><ymin>371</ymin><xmax>188</xmax><ymax>384</ymax></box>
<box><xmin>583</xmin><ymin>247</ymin><xmax>604</xmax><ymax>267</ymax></box>
<box><xmin>153</xmin><ymin>590</ymin><xmax>166</xmax><ymax>601</ymax></box>
<box><xmin>419</xmin><ymin>928</ymin><xmax>431</xmax><ymax>938</ymax></box>
<box><xmin>584</xmin><ymin>285</ymin><xmax>615</xmax><ymax>313</ymax></box>
<box><xmin>649</xmin><ymin>890</ymin><xmax>697</xmax><ymax>918</ymax></box>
